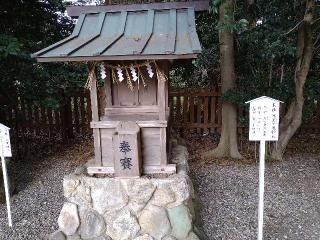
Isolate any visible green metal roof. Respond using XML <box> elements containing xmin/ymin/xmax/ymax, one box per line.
<box><xmin>32</xmin><ymin>8</ymin><xmax>202</xmax><ymax>62</ymax></box>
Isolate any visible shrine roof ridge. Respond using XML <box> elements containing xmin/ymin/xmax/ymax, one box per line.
<box><xmin>66</xmin><ymin>1</ymin><xmax>209</xmax><ymax>17</ymax></box>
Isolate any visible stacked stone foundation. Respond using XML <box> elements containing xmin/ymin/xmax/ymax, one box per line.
<box><xmin>49</xmin><ymin>143</ymin><xmax>200</xmax><ymax>240</ymax></box>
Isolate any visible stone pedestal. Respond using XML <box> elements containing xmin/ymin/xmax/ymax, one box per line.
<box><xmin>49</xmin><ymin>143</ymin><xmax>199</xmax><ymax>240</ymax></box>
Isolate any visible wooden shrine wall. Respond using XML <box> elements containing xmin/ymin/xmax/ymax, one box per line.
<box><xmin>111</xmin><ymin>74</ymin><xmax>158</xmax><ymax>106</ymax></box>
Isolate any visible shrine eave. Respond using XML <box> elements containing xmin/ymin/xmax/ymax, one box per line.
<box><xmin>35</xmin><ymin>53</ymin><xmax>198</xmax><ymax>62</ymax></box>
<box><xmin>31</xmin><ymin>7</ymin><xmax>202</xmax><ymax>62</ymax></box>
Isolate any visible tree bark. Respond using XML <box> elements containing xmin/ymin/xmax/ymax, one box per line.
<box><xmin>271</xmin><ymin>0</ymin><xmax>315</xmax><ymax>160</ymax></box>
<box><xmin>202</xmin><ymin>0</ymin><xmax>242</xmax><ymax>159</ymax></box>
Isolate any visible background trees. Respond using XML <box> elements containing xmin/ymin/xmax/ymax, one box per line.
<box><xmin>0</xmin><ymin>0</ymin><xmax>87</xmax><ymax>108</ymax></box>
<box><xmin>0</xmin><ymin>0</ymin><xmax>319</xmax><ymax>159</ymax></box>
<box><xmin>175</xmin><ymin>0</ymin><xmax>320</xmax><ymax>160</ymax></box>
<box><xmin>202</xmin><ymin>0</ymin><xmax>243</xmax><ymax>159</ymax></box>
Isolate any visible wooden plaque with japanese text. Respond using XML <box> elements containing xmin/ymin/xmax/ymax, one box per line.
<box><xmin>113</xmin><ymin>121</ymin><xmax>141</xmax><ymax>177</ymax></box>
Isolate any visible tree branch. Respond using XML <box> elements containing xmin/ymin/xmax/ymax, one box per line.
<box><xmin>312</xmin><ymin>17</ymin><xmax>320</xmax><ymax>25</ymax></box>
<box><xmin>283</xmin><ymin>20</ymin><xmax>303</xmax><ymax>35</ymax></box>
<box><xmin>314</xmin><ymin>33</ymin><xmax>320</xmax><ymax>47</ymax></box>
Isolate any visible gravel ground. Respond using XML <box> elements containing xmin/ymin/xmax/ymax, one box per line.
<box><xmin>0</xmin><ymin>140</ymin><xmax>91</xmax><ymax>240</ymax></box>
<box><xmin>1</xmin><ymin>133</ymin><xmax>320</xmax><ymax>240</ymax></box>
<box><xmin>189</xmin><ymin>154</ymin><xmax>320</xmax><ymax>240</ymax></box>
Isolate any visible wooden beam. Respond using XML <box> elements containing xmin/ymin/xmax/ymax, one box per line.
<box><xmin>88</xmin><ymin>62</ymin><xmax>102</xmax><ymax>166</ymax></box>
<box><xmin>91</xmin><ymin>120</ymin><xmax>168</xmax><ymax>128</ymax></box>
<box><xmin>104</xmin><ymin>67</ymin><xmax>112</xmax><ymax>107</ymax></box>
<box><xmin>160</xmin><ymin>127</ymin><xmax>167</xmax><ymax>166</ymax></box>
<box><xmin>67</xmin><ymin>1</ymin><xmax>209</xmax><ymax>17</ymax></box>
<box><xmin>158</xmin><ymin>64</ymin><xmax>166</xmax><ymax>121</ymax></box>
<box><xmin>87</xmin><ymin>164</ymin><xmax>176</xmax><ymax>175</ymax></box>
<box><xmin>105</xmin><ymin>106</ymin><xmax>159</xmax><ymax>115</ymax></box>
<box><xmin>36</xmin><ymin>53</ymin><xmax>198</xmax><ymax>62</ymax></box>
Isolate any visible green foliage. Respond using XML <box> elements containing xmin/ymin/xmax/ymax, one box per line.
<box><xmin>0</xmin><ymin>35</ymin><xmax>22</xmax><ymax>59</ymax></box>
<box><xmin>0</xmin><ymin>0</ymin><xmax>87</xmax><ymax>108</ymax></box>
<box><xmin>171</xmin><ymin>12</ymin><xmax>220</xmax><ymax>87</ymax></box>
<box><xmin>172</xmin><ymin>0</ymin><xmax>320</xmax><ymax>123</ymax></box>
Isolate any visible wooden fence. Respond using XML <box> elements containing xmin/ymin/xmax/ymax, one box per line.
<box><xmin>169</xmin><ymin>88</ymin><xmax>320</xmax><ymax>134</ymax></box>
<box><xmin>169</xmin><ymin>87</ymin><xmax>223</xmax><ymax>133</ymax></box>
<box><xmin>1</xmin><ymin>88</ymin><xmax>320</xmax><ymax>143</ymax></box>
<box><xmin>0</xmin><ymin>90</ymin><xmax>92</xmax><ymax>141</ymax></box>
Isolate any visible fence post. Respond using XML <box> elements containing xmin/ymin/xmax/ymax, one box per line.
<box><xmin>60</xmin><ymin>90</ymin><xmax>74</xmax><ymax>141</ymax></box>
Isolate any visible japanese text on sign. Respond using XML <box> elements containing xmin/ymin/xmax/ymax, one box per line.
<box><xmin>119</xmin><ymin>141</ymin><xmax>132</xmax><ymax>170</ymax></box>
<box><xmin>0</xmin><ymin>125</ymin><xmax>12</xmax><ymax>157</ymax></box>
<box><xmin>249</xmin><ymin>98</ymin><xmax>280</xmax><ymax>141</ymax></box>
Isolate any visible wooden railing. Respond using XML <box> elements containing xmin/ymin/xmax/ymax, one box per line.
<box><xmin>169</xmin><ymin>87</ymin><xmax>222</xmax><ymax>133</ymax></box>
<box><xmin>168</xmin><ymin>87</ymin><xmax>320</xmax><ymax>134</ymax></box>
<box><xmin>0</xmin><ymin>90</ymin><xmax>92</xmax><ymax>141</ymax></box>
<box><xmin>1</xmin><ymin>88</ymin><xmax>319</xmax><ymax>142</ymax></box>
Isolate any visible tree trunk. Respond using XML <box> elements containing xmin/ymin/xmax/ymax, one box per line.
<box><xmin>202</xmin><ymin>0</ymin><xmax>242</xmax><ymax>159</ymax></box>
<box><xmin>271</xmin><ymin>0</ymin><xmax>315</xmax><ymax>160</ymax></box>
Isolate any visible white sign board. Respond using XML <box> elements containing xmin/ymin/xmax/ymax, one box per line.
<box><xmin>246</xmin><ymin>96</ymin><xmax>282</xmax><ymax>240</ymax></box>
<box><xmin>0</xmin><ymin>123</ymin><xmax>12</xmax><ymax>227</ymax></box>
<box><xmin>247</xmin><ymin>96</ymin><xmax>281</xmax><ymax>141</ymax></box>
<box><xmin>0</xmin><ymin>124</ymin><xmax>12</xmax><ymax>157</ymax></box>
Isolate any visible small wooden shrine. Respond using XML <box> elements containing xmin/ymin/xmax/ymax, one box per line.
<box><xmin>32</xmin><ymin>1</ymin><xmax>206</xmax><ymax>177</ymax></box>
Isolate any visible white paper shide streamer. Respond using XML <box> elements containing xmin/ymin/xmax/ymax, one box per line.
<box><xmin>146</xmin><ymin>63</ymin><xmax>154</xmax><ymax>78</ymax></box>
<box><xmin>116</xmin><ymin>67</ymin><xmax>124</xmax><ymax>82</ymax></box>
<box><xmin>100</xmin><ymin>63</ymin><xmax>106</xmax><ymax>79</ymax></box>
<box><xmin>130</xmin><ymin>66</ymin><xmax>138</xmax><ymax>82</ymax></box>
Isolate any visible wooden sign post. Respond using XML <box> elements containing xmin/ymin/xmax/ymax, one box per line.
<box><xmin>0</xmin><ymin>123</ymin><xmax>13</xmax><ymax>227</ymax></box>
<box><xmin>246</xmin><ymin>96</ymin><xmax>282</xmax><ymax>240</ymax></box>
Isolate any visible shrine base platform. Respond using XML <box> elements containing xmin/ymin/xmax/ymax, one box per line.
<box><xmin>48</xmin><ymin>142</ymin><xmax>202</xmax><ymax>240</ymax></box>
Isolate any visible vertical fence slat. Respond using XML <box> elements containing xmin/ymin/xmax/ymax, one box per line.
<box><xmin>80</xmin><ymin>93</ymin><xmax>86</xmax><ymax>133</ymax></box>
<box><xmin>203</xmin><ymin>97</ymin><xmax>209</xmax><ymax>132</ymax></box>
<box><xmin>196</xmin><ymin>97</ymin><xmax>202</xmax><ymax>133</ymax></box>
<box><xmin>176</xmin><ymin>95</ymin><xmax>182</xmax><ymax>130</ymax></box>
<box><xmin>54</xmin><ymin>109</ymin><xmax>60</xmax><ymax>133</ymax></box>
<box><xmin>40</xmin><ymin>106</ymin><xmax>47</xmax><ymax>136</ymax></box>
<box><xmin>183</xmin><ymin>95</ymin><xmax>188</xmax><ymax>124</ymax></box>
<box><xmin>48</xmin><ymin>108</ymin><xmax>53</xmax><ymax>138</ymax></box>
<box><xmin>190</xmin><ymin>96</ymin><xmax>195</xmax><ymax>127</ymax></box>
<box><xmin>66</xmin><ymin>96</ymin><xmax>74</xmax><ymax>139</ymax></box>
<box><xmin>86</xmin><ymin>91</ymin><xmax>92</xmax><ymax>131</ymax></box>
<box><xmin>34</xmin><ymin>105</ymin><xmax>40</xmax><ymax>135</ymax></box>
<box><xmin>217</xmin><ymin>100</ymin><xmax>222</xmax><ymax>134</ymax></box>
<box><xmin>169</xmin><ymin>95</ymin><xmax>174</xmax><ymax>126</ymax></box>
<box><xmin>20</xmin><ymin>99</ymin><xmax>26</xmax><ymax>135</ymax></box>
<box><xmin>74</xmin><ymin>96</ymin><xmax>80</xmax><ymax>133</ymax></box>
<box><xmin>14</xmin><ymin>101</ymin><xmax>19</xmax><ymax>136</ymax></box>
<box><xmin>210</xmin><ymin>96</ymin><xmax>216</xmax><ymax>133</ymax></box>
<box><xmin>27</xmin><ymin>101</ymin><xmax>33</xmax><ymax>136</ymax></box>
